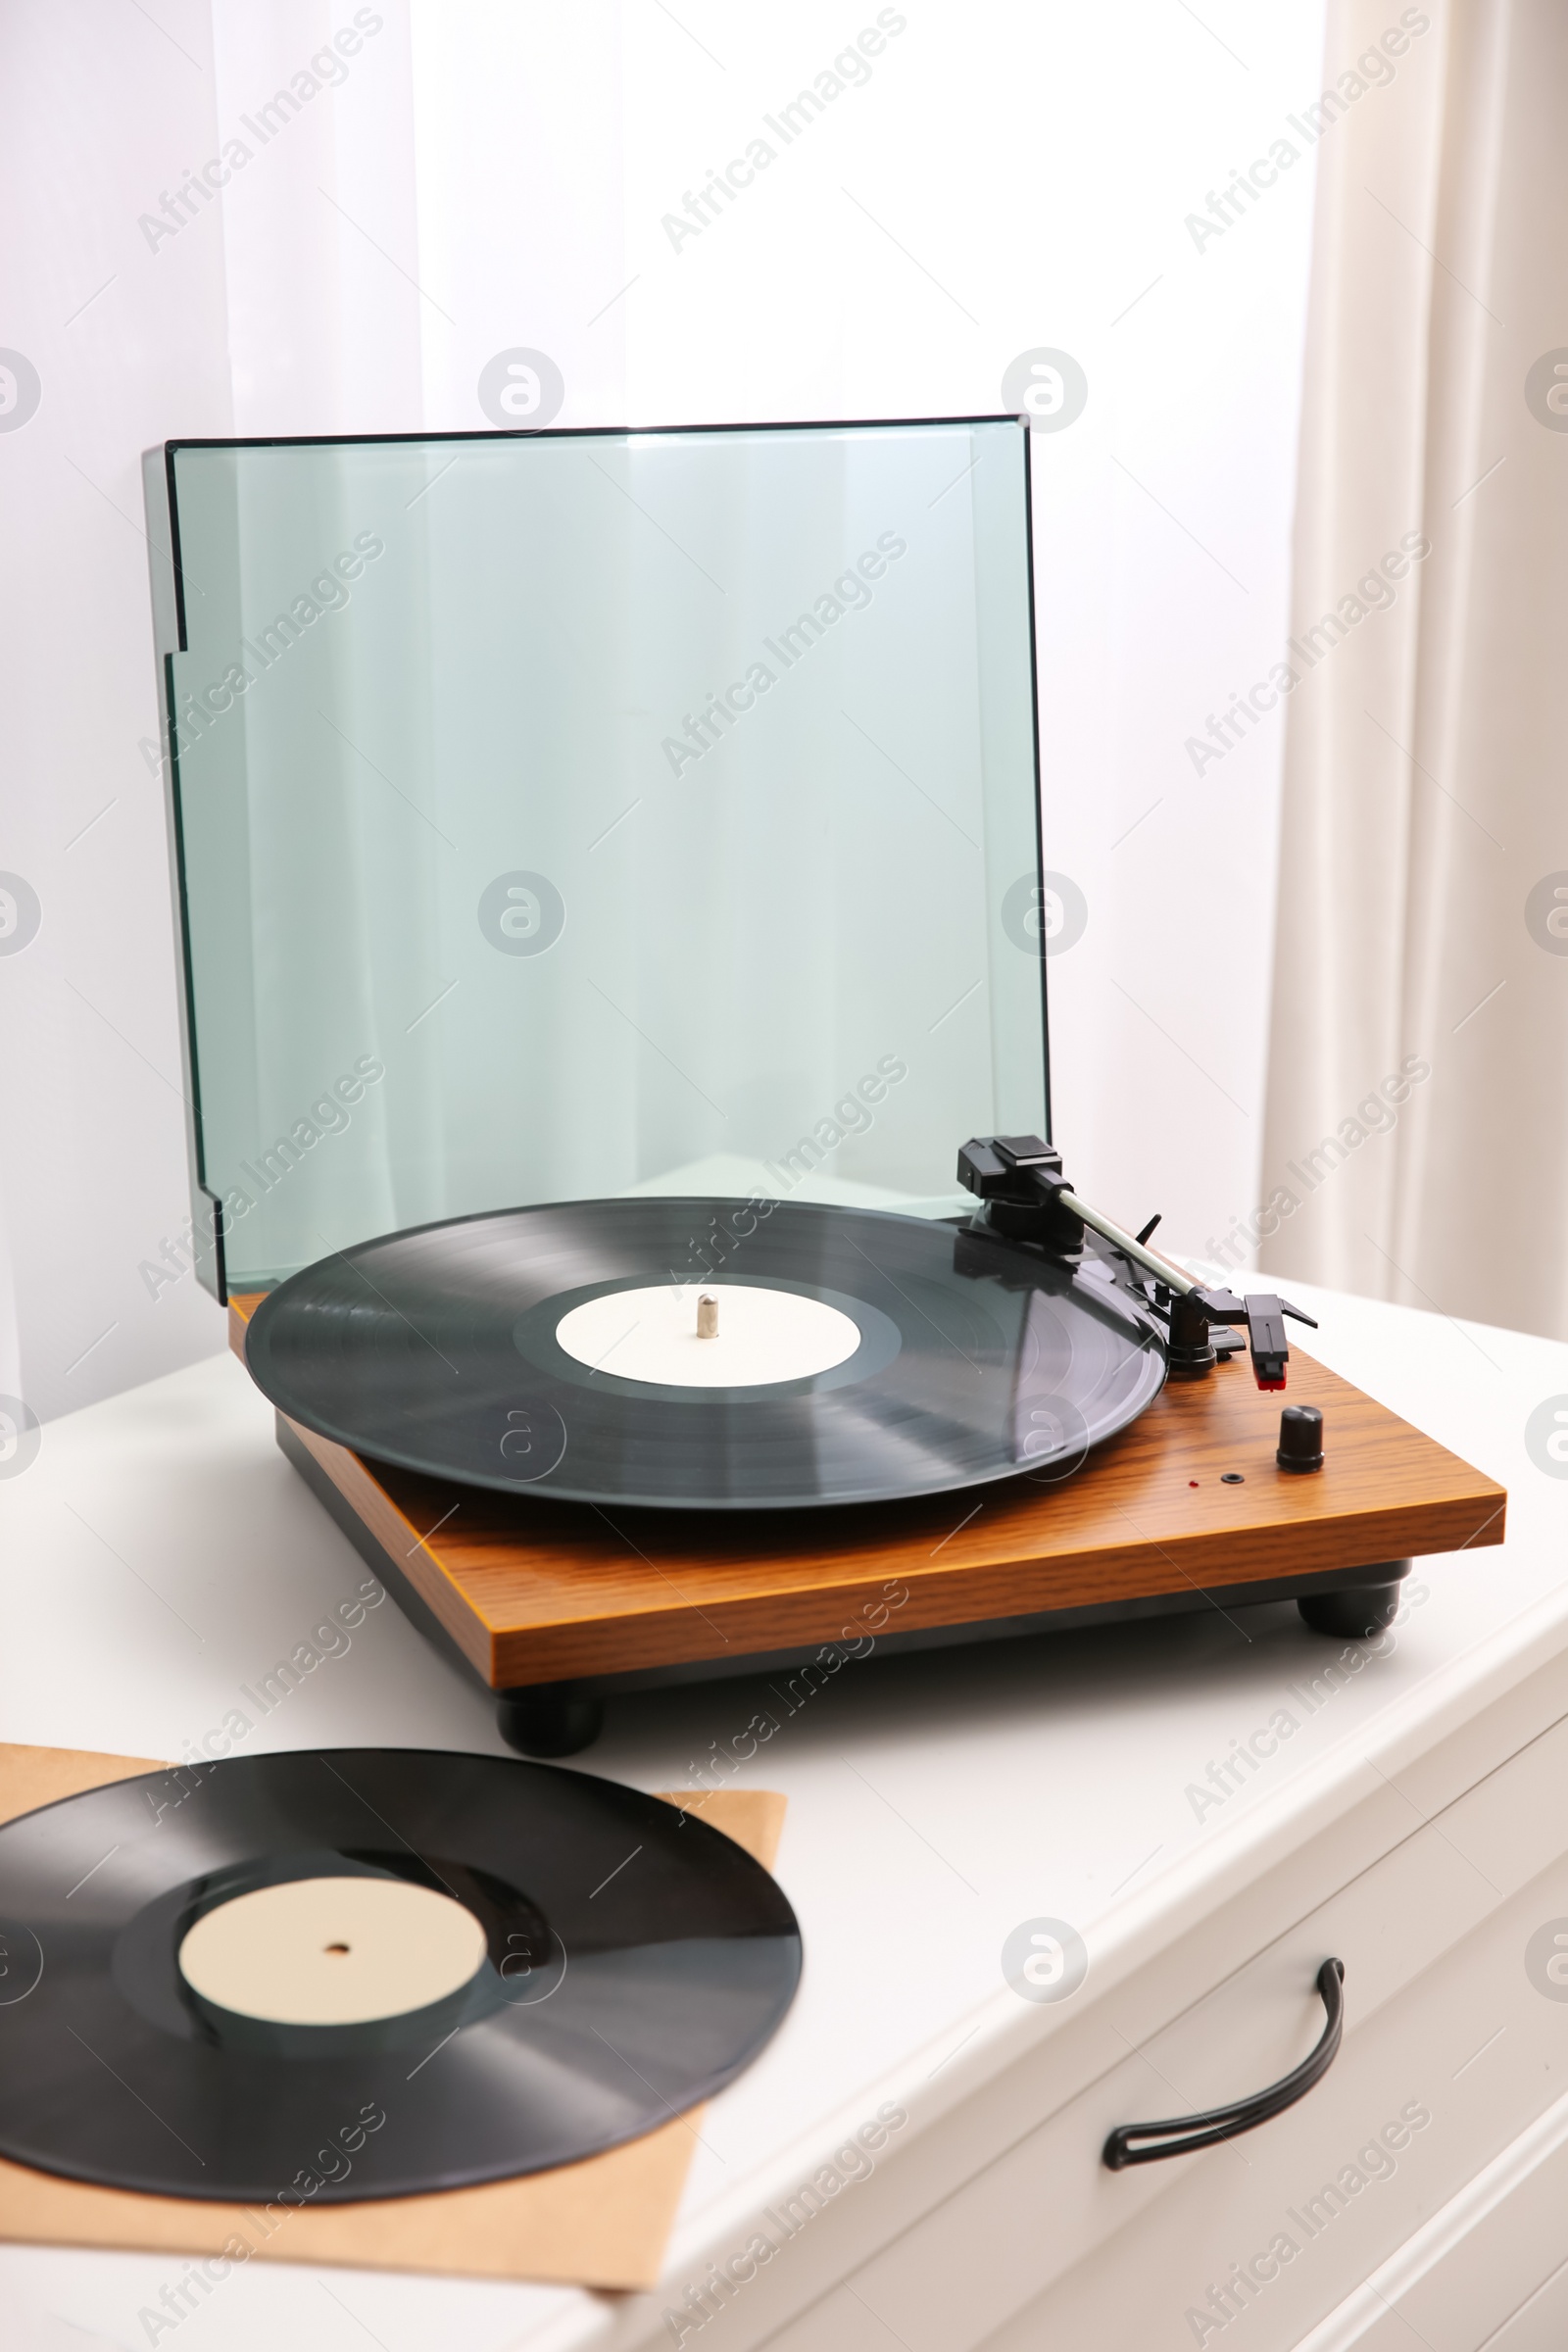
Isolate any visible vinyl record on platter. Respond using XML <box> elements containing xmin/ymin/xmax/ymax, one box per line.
<box><xmin>0</xmin><ymin>1749</ymin><xmax>801</xmax><ymax>2201</ymax></box>
<box><xmin>243</xmin><ymin>1198</ymin><xmax>1166</xmax><ymax>1509</ymax></box>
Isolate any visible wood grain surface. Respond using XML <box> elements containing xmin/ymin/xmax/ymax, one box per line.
<box><xmin>230</xmin><ymin>1297</ymin><xmax>1505</xmax><ymax>1690</ymax></box>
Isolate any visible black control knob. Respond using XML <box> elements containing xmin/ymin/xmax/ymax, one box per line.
<box><xmin>1277</xmin><ymin>1404</ymin><xmax>1324</xmax><ymax>1473</ymax></box>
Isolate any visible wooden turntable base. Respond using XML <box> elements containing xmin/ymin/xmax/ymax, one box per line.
<box><xmin>228</xmin><ymin>1297</ymin><xmax>1504</xmax><ymax>1739</ymax></box>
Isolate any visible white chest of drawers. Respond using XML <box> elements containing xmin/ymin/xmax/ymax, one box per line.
<box><xmin>2</xmin><ymin>1282</ymin><xmax>1565</xmax><ymax>2352</ymax></box>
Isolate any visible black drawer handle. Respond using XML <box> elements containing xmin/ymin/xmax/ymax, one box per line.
<box><xmin>1102</xmin><ymin>1958</ymin><xmax>1345</xmax><ymax>2170</ymax></box>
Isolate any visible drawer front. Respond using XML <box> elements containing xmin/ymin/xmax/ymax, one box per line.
<box><xmin>977</xmin><ymin>1854</ymin><xmax>1568</xmax><ymax>2348</ymax></box>
<box><xmin>749</xmin><ymin>1714</ymin><xmax>1568</xmax><ymax>2352</ymax></box>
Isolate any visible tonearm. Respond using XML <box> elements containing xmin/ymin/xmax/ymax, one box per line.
<box><xmin>957</xmin><ymin>1135</ymin><xmax>1316</xmax><ymax>1391</ymax></box>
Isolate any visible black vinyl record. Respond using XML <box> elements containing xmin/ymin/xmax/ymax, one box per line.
<box><xmin>0</xmin><ymin>1749</ymin><xmax>801</xmax><ymax>2201</ymax></box>
<box><xmin>243</xmin><ymin>1198</ymin><xmax>1166</xmax><ymax>1509</ymax></box>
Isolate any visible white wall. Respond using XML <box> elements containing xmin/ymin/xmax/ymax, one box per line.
<box><xmin>0</xmin><ymin>0</ymin><xmax>1325</xmax><ymax>1424</ymax></box>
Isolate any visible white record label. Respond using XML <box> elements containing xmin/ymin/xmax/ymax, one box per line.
<box><xmin>176</xmin><ymin>1875</ymin><xmax>488</xmax><ymax>2025</ymax></box>
<box><xmin>555</xmin><ymin>1283</ymin><xmax>861</xmax><ymax>1388</ymax></box>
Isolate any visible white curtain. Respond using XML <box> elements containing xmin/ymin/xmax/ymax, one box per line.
<box><xmin>1259</xmin><ymin>0</ymin><xmax>1568</xmax><ymax>1341</ymax></box>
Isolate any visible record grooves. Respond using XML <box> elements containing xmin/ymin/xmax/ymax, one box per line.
<box><xmin>243</xmin><ymin>1197</ymin><xmax>1167</xmax><ymax>1510</ymax></box>
<box><xmin>0</xmin><ymin>1751</ymin><xmax>801</xmax><ymax>2201</ymax></box>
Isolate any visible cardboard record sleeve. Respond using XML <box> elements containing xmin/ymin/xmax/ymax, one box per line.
<box><xmin>0</xmin><ymin>1744</ymin><xmax>785</xmax><ymax>2289</ymax></box>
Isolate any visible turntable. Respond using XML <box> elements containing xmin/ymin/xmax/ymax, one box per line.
<box><xmin>142</xmin><ymin>417</ymin><xmax>1503</xmax><ymax>1756</ymax></box>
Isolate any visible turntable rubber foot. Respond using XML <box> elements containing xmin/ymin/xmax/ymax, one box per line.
<box><xmin>1297</xmin><ymin>1575</ymin><xmax>1406</xmax><ymax>1641</ymax></box>
<box><xmin>496</xmin><ymin>1690</ymin><xmax>606</xmax><ymax>1757</ymax></box>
